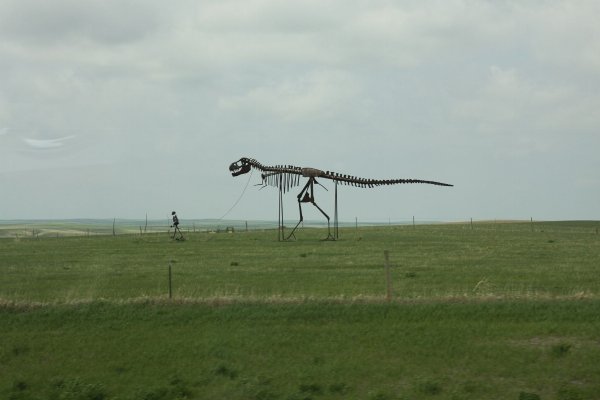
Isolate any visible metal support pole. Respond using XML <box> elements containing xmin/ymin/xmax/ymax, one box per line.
<box><xmin>278</xmin><ymin>175</ymin><xmax>284</xmax><ymax>241</ymax></box>
<box><xmin>334</xmin><ymin>181</ymin><xmax>339</xmax><ymax>239</ymax></box>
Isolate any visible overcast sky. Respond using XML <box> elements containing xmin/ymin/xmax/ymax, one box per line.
<box><xmin>1</xmin><ymin>0</ymin><xmax>598</xmax><ymax>222</ymax></box>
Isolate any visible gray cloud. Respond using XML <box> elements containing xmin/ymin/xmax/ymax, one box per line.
<box><xmin>0</xmin><ymin>0</ymin><xmax>163</xmax><ymax>45</ymax></box>
<box><xmin>1</xmin><ymin>1</ymin><xmax>599</xmax><ymax>221</ymax></box>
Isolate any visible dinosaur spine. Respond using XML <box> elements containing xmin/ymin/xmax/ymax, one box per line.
<box><xmin>240</xmin><ymin>157</ymin><xmax>452</xmax><ymax>192</ymax></box>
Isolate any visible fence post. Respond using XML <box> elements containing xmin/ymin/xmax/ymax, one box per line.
<box><xmin>384</xmin><ymin>250</ymin><xmax>392</xmax><ymax>302</ymax></box>
<box><xmin>168</xmin><ymin>261</ymin><xmax>173</xmax><ymax>299</ymax></box>
<box><xmin>531</xmin><ymin>217</ymin><xmax>534</xmax><ymax>232</ymax></box>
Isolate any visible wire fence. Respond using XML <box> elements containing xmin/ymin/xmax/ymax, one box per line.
<box><xmin>1</xmin><ymin>217</ymin><xmax>599</xmax><ymax>239</ymax></box>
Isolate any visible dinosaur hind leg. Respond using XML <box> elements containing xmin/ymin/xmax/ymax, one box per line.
<box><xmin>285</xmin><ymin>179</ymin><xmax>312</xmax><ymax>241</ymax></box>
<box><xmin>285</xmin><ymin>177</ymin><xmax>335</xmax><ymax>241</ymax></box>
<box><xmin>285</xmin><ymin>200</ymin><xmax>304</xmax><ymax>241</ymax></box>
<box><xmin>311</xmin><ymin>201</ymin><xmax>334</xmax><ymax>241</ymax></box>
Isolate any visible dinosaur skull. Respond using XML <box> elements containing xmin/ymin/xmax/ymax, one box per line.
<box><xmin>229</xmin><ymin>158</ymin><xmax>252</xmax><ymax>176</ymax></box>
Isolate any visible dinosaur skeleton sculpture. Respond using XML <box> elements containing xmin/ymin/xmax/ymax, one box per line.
<box><xmin>229</xmin><ymin>157</ymin><xmax>453</xmax><ymax>240</ymax></box>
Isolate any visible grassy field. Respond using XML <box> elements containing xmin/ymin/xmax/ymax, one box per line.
<box><xmin>1</xmin><ymin>221</ymin><xmax>600</xmax><ymax>399</ymax></box>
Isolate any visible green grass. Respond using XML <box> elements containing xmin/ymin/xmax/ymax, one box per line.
<box><xmin>1</xmin><ymin>222</ymin><xmax>599</xmax><ymax>302</ymax></box>
<box><xmin>2</xmin><ymin>301</ymin><xmax>600</xmax><ymax>399</ymax></box>
<box><xmin>1</xmin><ymin>221</ymin><xmax>600</xmax><ymax>399</ymax></box>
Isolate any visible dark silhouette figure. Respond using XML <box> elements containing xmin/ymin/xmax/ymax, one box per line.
<box><xmin>171</xmin><ymin>211</ymin><xmax>184</xmax><ymax>241</ymax></box>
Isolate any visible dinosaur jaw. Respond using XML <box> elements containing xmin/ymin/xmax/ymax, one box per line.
<box><xmin>229</xmin><ymin>160</ymin><xmax>251</xmax><ymax>176</ymax></box>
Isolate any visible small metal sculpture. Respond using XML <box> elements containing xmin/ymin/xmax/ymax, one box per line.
<box><xmin>171</xmin><ymin>211</ymin><xmax>185</xmax><ymax>241</ymax></box>
<box><xmin>229</xmin><ymin>157</ymin><xmax>452</xmax><ymax>240</ymax></box>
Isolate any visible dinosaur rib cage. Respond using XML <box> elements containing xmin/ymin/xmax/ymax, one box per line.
<box><xmin>243</xmin><ymin>158</ymin><xmax>453</xmax><ymax>193</ymax></box>
<box><xmin>261</xmin><ymin>166</ymin><xmax>303</xmax><ymax>193</ymax></box>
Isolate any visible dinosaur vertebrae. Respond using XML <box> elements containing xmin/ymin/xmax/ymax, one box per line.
<box><xmin>321</xmin><ymin>172</ymin><xmax>453</xmax><ymax>188</ymax></box>
<box><xmin>242</xmin><ymin>158</ymin><xmax>453</xmax><ymax>193</ymax></box>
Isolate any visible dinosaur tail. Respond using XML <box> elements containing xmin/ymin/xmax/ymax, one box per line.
<box><xmin>323</xmin><ymin>172</ymin><xmax>453</xmax><ymax>188</ymax></box>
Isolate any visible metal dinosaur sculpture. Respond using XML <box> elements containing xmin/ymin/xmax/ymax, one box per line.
<box><xmin>229</xmin><ymin>157</ymin><xmax>453</xmax><ymax>240</ymax></box>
